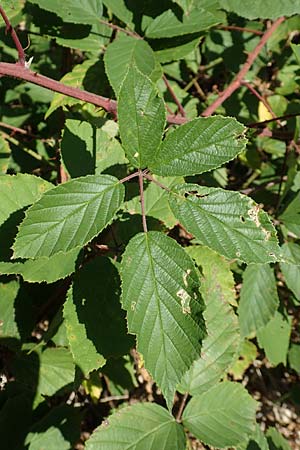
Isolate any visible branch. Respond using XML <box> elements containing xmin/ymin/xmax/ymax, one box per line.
<box><xmin>0</xmin><ymin>6</ymin><xmax>25</xmax><ymax>65</ymax></box>
<box><xmin>218</xmin><ymin>25</ymin><xmax>263</xmax><ymax>36</ymax></box>
<box><xmin>163</xmin><ymin>74</ymin><xmax>186</xmax><ymax>117</ymax></box>
<box><xmin>99</xmin><ymin>18</ymin><xmax>141</xmax><ymax>39</ymax></box>
<box><xmin>0</xmin><ymin>62</ymin><xmax>117</xmax><ymax>112</ymax></box>
<box><xmin>202</xmin><ymin>17</ymin><xmax>285</xmax><ymax>117</ymax></box>
<box><xmin>138</xmin><ymin>169</ymin><xmax>148</xmax><ymax>233</ymax></box>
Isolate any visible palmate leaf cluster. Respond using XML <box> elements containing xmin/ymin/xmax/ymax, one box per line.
<box><xmin>0</xmin><ymin>0</ymin><xmax>299</xmax><ymax>449</ymax></box>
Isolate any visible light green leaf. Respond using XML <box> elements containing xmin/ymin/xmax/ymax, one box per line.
<box><xmin>179</xmin><ymin>246</ymin><xmax>239</xmax><ymax>395</ymax></box>
<box><xmin>26</xmin><ymin>405</ymin><xmax>80</xmax><ymax>450</ymax></box>
<box><xmin>13</xmin><ymin>174</ymin><xmax>124</xmax><ymax>258</ymax></box>
<box><xmin>237</xmin><ymin>423</ymin><xmax>269</xmax><ymax>450</ymax></box>
<box><xmin>266</xmin><ymin>427</ymin><xmax>292</xmax><ymax>450</ymax></box>
<box><xmin>257</xmin><ymin>311</ymin><xmax>292</xmax><ymax>366</ymax></box>
<box><xmin>222</xmin><ymin>0</ymin><xmax>300</xmax><ymax>19</ymax></box>
<box><xmin>86</xmin><ymin>403</ymin><xmax>186</xmax><ymax>450</ymax></box>
<box><xmin>145</xmin><ymin>5</ymin><xmax>225</xmax><ymax>38</ymax></box>
<box><xmin>38</xmin><ymin>348</ymin><xmax>75</xmax><ymax>396</ymax></box>
<box><xmin>0</xmin><ymin>0</ymin><xmax>24</xmax><ymax>22</ymax></box>
<box><xmin>28</xmin><ymin>0</ymin><xmax>103</xmax><ymax>25</ymax></box>
<box><xmin>104</xmin><ymin>33</ymin><xmax>160</xmax><ymax>95</ymax></box>
<box><xmin>118</xmin><ymin>65</ymin><xmax>166</xmax><ymax>168</ymax></box>
<box><xmin>168</xmin><ymin>184</ymin><xmax>281</xmax><ymax>263</ymax></box>
<box><xmin>150</xmin><ymin>116</ymin><xmax>247</xmax><ymax>177</ymax></box>
<box><xmin>280</xmin><ymin>242</ymin><xmax>300</xmax><ymax>301</ymax></box>
<box><xmin>45</xmin><ymin>59</ymin><xmax>96</xmax><ymax>118</ymax></box>
<box><xmin>0</xmin><ymin>248</ymin><xmax>80</xmax><ymax>283</ymax></box>
<box><xmin>0</xmin><ymin>280</ymin><xmax>19</xmax><ymax>339</ymax></box>
<box><xmin>238</xmin><ymin>264</ymin><xmax>279</xmax><ymax>337</ymax></box>
<box><xmin>61</xmin><ymin>119</ymin><xmax>127</xmax><ymax>178</ymax></box>
<box><xmin>182</xmin><ymin>382</ymin><xmax>257</xmax><ymax>448</ymax></box>
<box><xmin>279</xmin><ymin>193</ymin><xmax>300</xmax><ymax>237</ymax></box>
<box><xmin>155</xmin><ymin>37</ymin><xmax>201</xmax><ymax>63</ymax></box>
<box><xmin>0</xmin><ymin>134</ymin><xmax>11</xmax><ymax>174</ymax></box>
<box><xmin>64</xmin><ymin>257</ymin><xmax>132</xmax><ymax>376</ymax></box>
<box><xmin>103</xmin><ymin>0</ymin><xmax>133</xmax><ymax>26</ymax></box>
<box><xmin>288</xmin><ymin>343</ymin><xmax>300</xmax><ymax>373</ymax></box>
<box><xmin>125</xmin><ymin>176</ymin><xmax>183</xmax><ymax>228</ymax></box>
<box><xmin>121</xmin><ymin>231</ymin><xmax>205</xmax><ymax>409</ymax></box>
<box><xmin>229</xmin><ymin>340</ymin><xmax>258</xmax><ymax>380</ymax></box>
<box><xmin>0</xmin><ymin>174</ymin><xmax>53</xmax><ymax>226</ymax></box>
<box><xmin>291</xmin><ymin>43</ymin><xmax>300</xmax><ymax>65</ymax></box>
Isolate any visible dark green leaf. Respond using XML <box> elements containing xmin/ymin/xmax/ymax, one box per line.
<box><xmin>168</xmin><ymin>184</ymin><xmax>281</xmax><ymax>263</ymax></box>
<box><xmin>118</xmin><ymin>65</ymin><xmax>165</xmax><ymax>168</ymax></box>
<box><xmin>150</xmin><ymin>116</ymin><xmax>247</xmax><ymax>177</ymax></box>
<box><xmin>121</xmin><ymin>231</ymin><xmax>205</xmax><ymax>408</ymax></box>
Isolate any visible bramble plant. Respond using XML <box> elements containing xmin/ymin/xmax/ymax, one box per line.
<box><xmin>0</xmin><ymin>1</ymin><xmax>300</xmax><ymax>449</ymax></box>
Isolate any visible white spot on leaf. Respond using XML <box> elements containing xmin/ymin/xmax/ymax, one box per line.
<box><xmin>183</xmin><ymin>269</ymin><xmax>191</xmax><ymax>287</ymax></box>
<box><xmin>177</xmin><ymin>288</ymin><xmax>191</xmax><ymax>314</ymax></box>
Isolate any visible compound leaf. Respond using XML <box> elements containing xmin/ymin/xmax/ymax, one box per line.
<box><xmin>179</xmin><ymin>246</ymin><xmax>239</xmax><ymax>395</ymax></box>
<box><xmin>86</xmin><ymin>403</ymin><xmax>186</xmax><ymax>450</ymax></box>
<box><xmin>121</xmin><ymin>231</ymin><xmax>205</xmax><ymax>409</ymax></box>
<box><xmin>118</xmin><ymin>65</ymin><xmax>165</xmax><ymax>168</ymax></box>
<box><xmin>13</xmin><ymin>174</ymin><xmax>124</xmax><ymax>258</ymax></box>
<box><xmin>182</xmin><ymin>382</ymin><xmax>257</xmax><ymax>448</ymax></box>
<box><xmin>150</xmin><ymin>116</ymin><xmax>247</xmax><ymax>177</ymax></box>
<box><xmin>238</xmin><ymin>264</ymin><xmax>279</xmax><ymax>337</ymax></box>
<box><xmin>168</xmin><ymin>184</ymin><xmax>281</xmax><ymax>263</ymax></box>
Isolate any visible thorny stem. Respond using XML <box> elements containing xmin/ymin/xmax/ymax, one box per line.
<box><xmin>138</xmin><ymin>169</ymin><xmax>148</xmax><ymax>233</ymax></box>
<box><xmin>163</xmin><ymin>74</ymin><xmax>186</xmax><ymax>117</ymax></box>
<box><xmin>202</xmin><ymin>17</ymin><xmax>285</xmax><ymax>117</ymax></box>
<box><xmin>0</xmin><ymin>6</ymin><xmax>25</xmax><ymax>65</ymax></box>
<box><xmin>176</xmin><ymin>392</ymin><xmax>188</xmax><ymax>422</ymax></box>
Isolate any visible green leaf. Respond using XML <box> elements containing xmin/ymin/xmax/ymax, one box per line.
<box><xmin>182</xmin><ymin>382</ymin><xmax>257</xmax><ymax>448</ymax></box>
<box><xmin>179</xmin><ymin>245</ymin><xmax>239</xmax><ymax>395</ymax></box>
<box><xmin>280</xmin><ymin>242</ymin><xmax>300</xmax><ymax>301</ymax></box>
<box><xmin>45</xmin><ymin>59</ymin><xmax>96</xmax><ymax>118</ymax></box>
<box><xmin>28</xmin><ymin>0</ymin><xmax>103</xmax><ymax>25</ymax></box>
<box><xmin>0</xmin><ymin>0</ymin><xmax>24</xmax><ymax>22</ymax></box>
<box><xmin>221</xmin><ymin>0</ymin><xmax>300</xmax><ymax>19</ymax></box>
<box><xmin>279</xmin><ymin>193</ymin><xmax>300</xmax><ymax>236</ymax></box>
<box><xmin>229</xmin><ymin>340</ymin><xmax>258</xmax><ymax>380</ymax></box>
<box><xmin>155</xmin><ymin>36</ymin><xmax>201</xmax><ymax>63</ymax></box>
<box><xmin>118</xmin><ymin>65</ymin><xmax>166</xmax><ymax>168</ymax></box>
<box><xmin>0</xmin><ymin>248</ymin><xmax>80</xmax><ymax>283</ymax></box>
<box><xmin>237</xmin><ymin>423</ymin><xmax>269</xmax><ymax>450</ymax></box>
<box><xmin>125</xmin><ymin>175</ymin><xmax>183</xmax><ymax>228</ymax></box>
<box><xmin>85</xmin><ymin>403</ymin><xmax>186</xmax><ymax>450</ymax></box>
<box><xmin>64</xmin><ymin>257</ymin><xmax>132</xmax><ymax>376</ymax></box>
<box><xmin>238</xmin><ymin>264</ymin><xmax>279</xmax><ymax>337</ymax></box>
<box><xmin>150</xmin><ymin>116</ymin><xmax>247</xmax><ymax>177</ymax></box>
<box><xmin>121</xmin><ymin>231</ymin><xmax>205</xmax><ymax>409</ymax></box>
<box><xmin>288</xmin><ymin>343</ymin><xmax>300</xmax><ymax>373</ymax></box>
<box><xmin>0</xmin><ymin>174</ymin><xmax>53</xmax><ymax>226</ymax></box>
<box><xmin>0</xmin><ymin>134</ymin><xmax>11</xmax><ymax>174</ymax></box>
<box><xmin>291</xmin><ymin>43</ymin><xmax>300</xmax><ymax>65</ymax></box>
<box><xmin>102</xmin><ymin>0</ymin><xmax>133</xmax><ymax>26</ymax></box>
<box><xmin>61</xmin><ymin>119</ymin><xmax>127</xmax><ymax>178</ymax></box>
<box><xmin>104</xmin><ymin>33</ymin><xmax>160</xmax><ymax>95</ymax></box>
<box><xmin>26</xmin><ymin>405</ymin><xmax>80</xmax><ymax>450</ymax></box>
<box><xmin>13</xmin><ymin>174</ymin><xmax>124</xmax><ymax>258</ymax></box>
<box><xmin>0</xmin><ymin>280</ymin><xmax>20</xmax><ymax>339</ymax></box>
<box><xmin>168</xmin><ymin>184</ymin><xmax>281</xmax><ymax>263</ymax></box>
<box><xmin>145</xmin><ymin>5</ymin><xmax>225</xmax><ymax>38</ymax></box>
<box><xmin>266</xmin><ymin>427</ymin><xmax>292</xmax><ymax>450</ymax></box>
<box><xmin>257</xmin><ymin>311</ymin><xmax>292</xmax><ymax>366</ymax></box>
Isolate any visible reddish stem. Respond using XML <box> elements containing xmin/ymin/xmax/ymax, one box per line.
<box><xmin>202</xmin><ymin>17</ymin><xmax>285</xmax><ymax>117</ymax></box>
<box><xmin>0</xmin><ymin>121</ymin><xmax>28</xmax><ymax>135</ymax></box>
<box><xmin>99</xmin><ymin>19</ymin><xmax>141</xmax><ymax>39</ymax></box>
<box><xmin>163</xmin><ymin>74</ymin><xmax>186</xmax><ymax>117</ymax></box>
<box><xmin>119</xmin><ymin>170</ymin><xmax>139</xmax><ymax>184</ymax></box>
<box><xmin>0</xmin><ymin>6</ymin><xmax>25</xmax><ymax>65</ymax></box>
<box><xmin>218</xmin><ymin>25</ymin><xmax>263</xmax><ymax>36</ymax></box>
<box><xmin>241</xmin><ymin>80</ymin><xmax>281</xmax><ymax>125</ymax></box>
